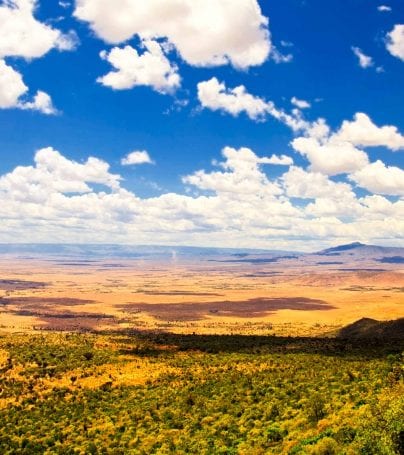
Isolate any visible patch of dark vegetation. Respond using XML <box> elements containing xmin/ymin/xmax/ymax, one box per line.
<box><xmin>101</xmin><ymin>264</ymin><xmax>128</xmax><ymax>268</ymax></box>
<box><xmin>338</xmin><ymin>268</ymin><xmax>387</xmax><ymax>272</ymax></box>
<box><xmin>14</xmin><ymin>310</ymin><xmax>115</xmax><ymax>319</ymax></box>
<box><xmin>316</xmin><ymin>261</ymin><xmax>344</xmax><ymax>265</ymax></box>
<box><xmin>0</xmin><ymin>298</ymin><xmax>121</xmax><ymax>331</ymax></box>
<box><xmin>340</xmin><ymin>286</ymin><xmax>375</xmax><ymax>292</ymax></box>
<box><xmin>378</xmin><ymin>256</ymin><xmax>404</xmax><ymax>264</ymax></box>
<box><xmin>113</xmin><ymin>329</ymin><xmax>404</xmax><ymax>357</ymax></box>
<box><xmin>55</xmin><ymin>263</ymin><xmax>98</xmax><ymax>267</ymax></box>
<box><xmin>138</xmin><ymin>290</ymin><xmax>224</xmax><ymax>296</ymax></box>
<box><xmin>209</xmin><ymin>255</ymin><xmax>298</xmax><ymax>264</ymax></box>
<box><xmin>120</xmin><ymin>297</ymin><xmax>333</xmax><ymax>321</ymax></box>
<box><xmin>241</xmin><ymin>272</ymin><xmax>282</xmax><ymax>277</ymax></box>
<box><xmin>0</xmin><ymin>297</ymin><xmax>96</xmax><ymax>307</ymax></box>
<box><xmin>0</xmin><ymin>279</ymin><xmax>49</xmax><ymax>291</ymax></box>
<box><xmin>33</xmin><ymin>317</ymin><xmax>127</xmax><ymax>332</ymax></box>
<box><xmin>54</xmin><ymin>260</ymin><xmax>99</xmax><ymax>263</ymax></box>
<box><xmin>342</xmin><ymin>286</ymin><xmax>404</xmax><ymax>293</ymax></box>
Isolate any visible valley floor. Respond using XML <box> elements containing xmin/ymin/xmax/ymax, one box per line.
<box><xmin>0</xmin><ymin>254</ymin><xmax>403</xmax><ymax>453</ymax></box>
<box><xmin>0</xmin><ymin>256</ymin><xmax>403</xmax><ymax>336</ymax></box>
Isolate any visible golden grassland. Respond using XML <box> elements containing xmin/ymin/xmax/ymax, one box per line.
<box><xmin>0</xmin><ymin>257</ymin><xmax>402</xmax><ymax>336</ymax></box>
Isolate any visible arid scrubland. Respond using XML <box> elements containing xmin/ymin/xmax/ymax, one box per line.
<box><xmin>0</xmin><ymin>248</ymin><xmax>403</xmax><ymax>453</ymax></box>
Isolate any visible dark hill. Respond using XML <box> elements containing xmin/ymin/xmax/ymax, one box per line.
<box><xmin>317</xmin><ymin>242</ymin><xmax>404</xmax><ymax>259</ymax></box>
<box><xmin>338</xmin><ymin>317</ymin><xmax>404</xmax><ymax>340</ymax></box>
<box><xmin>321</xmin><ymin>242</ymin><xmax>365</xmax><ymax>253</ymax></box>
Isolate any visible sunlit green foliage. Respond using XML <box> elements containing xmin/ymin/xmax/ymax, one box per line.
<box><xmin>0</xmin><ymin>332</ymin><xmax>402</xmax><ymax>454</ymax></box>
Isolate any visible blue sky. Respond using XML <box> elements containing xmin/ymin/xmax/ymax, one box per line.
<box><xmin>0</xmin><ymin>0</ymin><xmax>403</xmax><ymax>250</ymax></box>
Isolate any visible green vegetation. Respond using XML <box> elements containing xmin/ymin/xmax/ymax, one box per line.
<box><xmin>0</xmin><ymin>331</ymin><xmax>402</xmax><ymax>454</ymax></box>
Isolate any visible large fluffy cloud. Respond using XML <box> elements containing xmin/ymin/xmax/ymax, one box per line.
<box><xmin>0</xmin><ymin>59</ymin><xmax>56</xmax><ymax>114</ymax></box>
<box><xmin>291</xmin><ymin>136</ymin><xmax>369</xmax><ymax>175</ymax></box>
<box><xmin>291</xmin><ymin>113</ymin><xmax>404</xmax><ymax>176</ymax></box>
<box><xmin>282</xmin><ymin>167</ymin><xmax>362</xmax><ymax>217</ymax></box>
<box><xmin>196</xmin><ymin>81</ymin><xmax>404</xmax><ymax>196</ymax></box>
<box><xmin>282</xmin><ymin>167</ymin><xmax>355</xmax><ymax>200</ymax></box>
<box><xmin>197</xmin><ymin>77</ymin><xmax>268</xmax><ymax>120</ymax></box>
<box><xmin>0</xmin><ymin>58</ymin><xmax>26</xmax><ymax>108</ymax></box>
<box><xmin>335</xmin><ymin>113</ymin><xmax>404</xmax><ymax>150</ymax></box>
<box><xmin>0</xmin><ymin>0</ymin><xmax>76</xmax><ymax>113</ymax></box>
<box><xmin>98</xmin><ymin>41</ymin><xmax>180</xmax><ymax>93</ymax></box>
<box><xmin>74</xmin><ymin>0</ymin><xmax>271</xmax><ymax>69</ymax></box>
<box><xmin>0</xmin><ymin>0</ymin><xmax>76</xmax><ymax>59</ymax></box>
<box><xmin>197</xmin><ymin>80</ymin><xmax>404</xmax><ymax>156</ymax></box>
<box><xmin>197</xmin><ymin>78</ymin><xmax>404</xmax><ymax>181</ymax></box>
<box><xmin>350</xmin><ymin>160</ymin><xmax>404</xmax><ymax>196</ymax></box>
<box><xmin>292</xmin><ymin>128</ymin><xmax>404</xmax><ymax>196</ymax></box>
<box><xmin>0</xmin><ymin>146</ymin><xmax>403</xmax><ymax>249</ymax></box>
<box><xmin>0</xmin><ymin>147</ymin><xmax>120</xmax><ymax>203</ymax></box>
<box><xmin>386</xmin><ymin>24</ymin><xmax>404</xmax><ymax>61</ymax></box>
<box><xmin>197</xmin><ymin>77</ymin><xmax>308</xmax><ymax>131</ymax></box>
<box><xmin>183</xmin><ymin>146</ymin><xmax>285</xmax><ymax>195</ymax></box>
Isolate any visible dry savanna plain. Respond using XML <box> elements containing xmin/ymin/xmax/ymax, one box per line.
<box><xmin>0</xmin><ymin>246</ymin><xmax>403</xmax><ymax>336</ymax></box>
<box><xmin>0</xmin><ymin>244</ymin><xmax>403</xmax><ymax>454</ymax></box>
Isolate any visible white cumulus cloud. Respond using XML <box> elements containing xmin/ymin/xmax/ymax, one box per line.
<box><xmin>0</xmin><ymin>0</ymin><xmax>76</xmax><ymax>59</ymax></box>
<box><xmin>98</xmin><ymin>40</ymin><xmax>180</xmax><ymax>93</ymax></box>
<box><xmin>197</xmin><ymin>77</ymin><xmax>309</xmax><ymax>131</ymax></box>
<box><xmin>197</xmin><ymin>77</ymin><xmax>268</xmax><ymax>120</ymax></box>
<box><xmin>0</xmin><ymin>0</ymin><xmax>77</xmax><ymax>113</ymax></box>
<box><xmin>0</xmin><ymin>146</ymin><xmax>403</xmax><ymax>249</ymax></box>
<box><xmin>291</xmin><ymin>136</ymin><xmax>369</xmax><ymax>176</ymax></box>
<box><xmin>74</xmin><ymin>0</ymin><xmax>271</xmax><ymax>69</ymax></box>
<box><xmin>335</xmin><ymin>112</ymin><xmax>404</xmax><ymax>150</ymax></box>
<box><xmin>0</xmin><ymin>60</ymin><xmax>57</xmax><ymax>114</ymax></box>
<box><xmin>291</xmin><ymin>112</ymin><xmax>404</xmax><ymax>176</ymax></box>
<box><xmin>282</xmin><ymin>166</ymin><xmax>355</xmax><ymax>200</ymax></box>
<box><xmin>21</xmin><ymin>90</ymin><xmax>58</xmax><ymax>115</ymax></box>
<box><xmin>386</xmin><ymin>24</ymin><xmax>404</xmax><ymax>61</ymax></box>
<box><xmin>0</xmin><ymin>58</ymin><xmax>27</xmax><ymax>108</ymax></box>
<box><xmin>0</xmin><ymin>147</ymin><xmax>121</xmax><ymax>202</ymax></box>
<box><xmin>183</xmin><ymin>146</ymin><xmax>283</xmax><ymax>196</ymax></box>
<box><xmin>121</xmin><ymin>150</ymin><xmax>154</xmax><ymax>166</ymax></box>
<box><xmin>350</xmin><ymin>160</ymin><xmax>404</xmax><ymax>196</ymax></box>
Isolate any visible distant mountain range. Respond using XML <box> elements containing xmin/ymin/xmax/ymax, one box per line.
<box><xmin>0</xmin><ymin>242</ymin><xmax>403</xmax><ymax>265</ymax></box>
<box><xmin>0</xmin><ymin>243</ymin><xmax>293</xmax><ymax>258</ymax></box>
